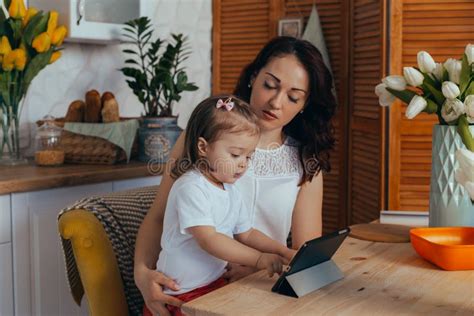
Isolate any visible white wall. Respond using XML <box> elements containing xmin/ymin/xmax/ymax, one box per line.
<box><xmin>18</xmin><ymin>0</ymin><xmax>212</xmax><ymax>154</ymax></box>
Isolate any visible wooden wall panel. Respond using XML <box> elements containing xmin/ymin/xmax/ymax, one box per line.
<box><xmin>389</xmin><ymin>0</ymin><xmax>474</xmax><ymax>211</ymax></box>
<box><xmin>348</xmin><ymin>0</ymin><xmax>386</xmax><ymax>224</ymax></box>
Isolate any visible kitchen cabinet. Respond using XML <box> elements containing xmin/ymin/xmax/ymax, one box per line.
<box><xmin>0</xmin><ymin>168</ymin><xmax>161</xmax><ymax>315</ymax></box>
<box><xmin>28</xmin><ymin>0</ymin><xmax>154</xmax><ymax>44</ymax></box>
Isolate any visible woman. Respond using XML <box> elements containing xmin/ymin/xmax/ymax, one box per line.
<box><xmin>134</xmin><ymin>36</ymin><xmax>337</xmax><ymax>315</ymax></box>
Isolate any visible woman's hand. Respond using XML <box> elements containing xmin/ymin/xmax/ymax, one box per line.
<box><xmin>222</xmin><ymin>263</ymin><xmax>258</xmax><ymax>283</ymax></box>
<box><xmin>134</xmin><ymin>266</ymin><xmax>183</xmax><ymax>315</ymax></box>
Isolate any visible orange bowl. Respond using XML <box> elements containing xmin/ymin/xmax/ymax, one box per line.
<box><xmin>410</xmin><ymin>227</ymin><xmax>474</xmax><ymax>271</ymax></box>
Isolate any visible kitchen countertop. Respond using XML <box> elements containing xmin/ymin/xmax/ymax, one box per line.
<box><xmin>0</xmin><ymin>160</ymin><xmax>164</xmax><ymax>194</ymax></box>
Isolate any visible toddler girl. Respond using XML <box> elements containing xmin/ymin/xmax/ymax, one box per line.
<box><xmin>146</xmin><ymin>95</ymin><xmax>296</xmax><ymax>316</ymax></box>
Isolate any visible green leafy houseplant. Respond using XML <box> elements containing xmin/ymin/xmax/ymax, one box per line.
<box><xmin>120</xmin><ymin>17</ymin><xmax>198</xmax><ymax>117</ymax></box>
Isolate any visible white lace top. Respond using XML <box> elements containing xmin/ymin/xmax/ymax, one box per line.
<box><xmin>234</xmin><ymin>137</ymin><xmax>303</xmax><ymax>245</ymax></box>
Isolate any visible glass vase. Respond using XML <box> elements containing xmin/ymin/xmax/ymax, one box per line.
<box><xmin>0</xmin><ymin>107</ymin><xmax>27</xmax><ymax>165</ymax></box>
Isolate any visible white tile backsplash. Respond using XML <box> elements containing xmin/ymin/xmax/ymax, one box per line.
<box><xmin>18</xmin><ymin>0</ymin><xmax>212</xmax><ymax>155</ymax></box>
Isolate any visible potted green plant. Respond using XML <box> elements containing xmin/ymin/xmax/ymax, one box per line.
<box><xmin>120</xmin><ymin>17</ymin><xmax>198</xmax><ymax>162</ymax></box>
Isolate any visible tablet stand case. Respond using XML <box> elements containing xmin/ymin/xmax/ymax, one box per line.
<box><xmin>272</xmin><ymin>228</ymin><xmax>349</xmax><ymax>298</ymax></box>
<box><xmin>278</xmin><ymin>259</ymin><xmax>343</xmax><ymax>297</ymax></box>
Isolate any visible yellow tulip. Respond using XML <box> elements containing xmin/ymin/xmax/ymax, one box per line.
<box><xmin>14</xmin><ymin>48</ymin><xmax>27</xmax><ymax>71</ymax></box>
<box><xmin>51</xmin><ymin>26</ymin><xmax>67</xmax><ymax>46</ymax></box>
<box><xmin>0</xmin><ymin>36</ymin><xmax>12</xmax><ymax>56</ymax></box>
<box><xmin>2</xmin><ymin>51</ymin><xmax>15</xmax><ymax>71</ymax></box>
<box><xmin>8</xmin><ymin>0</ymin><xmax>27</xmax><ymax>19</ymax></box>
<box><xmin>22</xmin><ymin>7</ymin><xmax>39</xmax><ymax>28</ymax></box>
<box><xmin>47</xmin><ymin>11</ymin><xmax>58</xmax><ymax>38</ymax></box>
<box><xmin>32</xmin><ymin>32</ymin><xmax>51</xmax><ymax>53</ymax></box>
<box><xmin>49</xmin><ymin>51</ymin><xmax>61</xmax><ymax>64</ymax></box>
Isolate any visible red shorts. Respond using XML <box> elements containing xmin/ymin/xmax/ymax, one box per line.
<box><xmin>143</xmin><ymin>277</ymin><xmax>228</xmax><ymax>316</ymax></box>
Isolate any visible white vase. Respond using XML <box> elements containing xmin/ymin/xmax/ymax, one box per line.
<box><xmin>429</xmin><ymin>125</ymin><xmax>474</xmax><ymax>227</ymax></box>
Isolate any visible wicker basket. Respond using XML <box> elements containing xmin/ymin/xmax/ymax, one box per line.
<box><xmin>36</xmin><ymin>118</ymin><xmax>137</xmax><ymax>165</ymax></box>
<box><xmin>60</xmin><ymin>130</ymin><xmax>128</xmax><ymax>164</ymax></box>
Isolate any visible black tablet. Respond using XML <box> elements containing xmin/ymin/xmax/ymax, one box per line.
<box><xmin>272</xmin><ymin>228</ymin><xmax>350</xmax><ymax>297</ymax></box>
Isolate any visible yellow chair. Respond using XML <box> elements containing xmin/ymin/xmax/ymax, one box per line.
<box><xmin>58</xmin><ymin>186</ymin><xmax>157</xmax><ymax>315</ymax></box>
<box><xmin>59</xmin><ymin>209</ymin><xmax>128</xmax><ymax>316</ymax></box>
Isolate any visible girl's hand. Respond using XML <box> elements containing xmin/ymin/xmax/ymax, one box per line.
<box><xmin>282</xmin><ymin>248</ymin><xmax>297</xmax><ymax>262</ymax></box>
<box><xmin>255</xmin><ymin>253</ymin><xmax>285</xmax><ymax>277</ymax></box>
<box><xmin>222</xmin><ymin>263</ymin><xmax>258</xmax><ymax>283</ymax></box>
<box><xmin>134</xmin><ymin>266</ymin><xmax>183</xmax><ymax>315</ymax></box>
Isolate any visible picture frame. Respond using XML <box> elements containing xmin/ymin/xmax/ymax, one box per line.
<box><xmin>278</xmin><ymin>17</ymin><xmax>303</xmax><ymax>38</ymax></box>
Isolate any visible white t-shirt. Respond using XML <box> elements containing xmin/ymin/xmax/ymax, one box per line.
<box><xmin>156</xmin><ymin>169</ymin><xmax>252</xmax><ymax>294</ymax></box>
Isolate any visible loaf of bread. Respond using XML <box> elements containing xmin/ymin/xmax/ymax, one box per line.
<box><xmin>84</xmin><ymin>89</ymin><xmax>102</xmax><ymax>122</ymax></box>
<box><xmin>64</xmin><ymin>100</ymin><xmax>85</xmax><ymax>122</ymax></box>
<box><xmin>101</xmin><ymin>92</ymin><xmax>120</xmax><ymax>123</ymax></box>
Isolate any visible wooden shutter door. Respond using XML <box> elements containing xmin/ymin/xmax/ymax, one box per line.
<box><xmin>283</xmin><ymin>0</ymin><xmax>350</xmax><ymax>232</ymax></box>
<box><xmin>388</xmin><ymin>0</ymin><xmax>474</xmax><ymax>211</ymax></box>
<box><xmin>213</xmin><ymin>0</ymin><xmax>283</xmax><ymax>94</ymax></box>
<box><xmin>348</xmin><ymin>0</ymin><xmax>386</xmax><ymax>223</ymax></box>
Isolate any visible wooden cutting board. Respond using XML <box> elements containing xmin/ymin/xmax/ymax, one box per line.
<box><xmin>349</xmin><ymin>223</ymin><xmax>412</xmax><ymax>243</ymax></box>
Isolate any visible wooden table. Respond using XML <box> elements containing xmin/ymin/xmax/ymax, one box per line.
<box><xmin>182</xmin><ymin>237</ymin><xmax>474</xmax><ymax>315</ymax></box>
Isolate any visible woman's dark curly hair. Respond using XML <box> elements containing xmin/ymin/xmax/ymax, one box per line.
<box><xmin>234</xmin><ymin>36</ymin><xmax>337</xmax><ymax>185</ymax></box>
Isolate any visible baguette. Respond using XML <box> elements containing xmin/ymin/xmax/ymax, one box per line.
<box><xmin>64</xmin><ymin>100</ymin><xmax>85</xmax><ymax>122</ymax></box>
<box><xmin>84</xmin><ymin>89</ymin><xmax>102</xmax><ymax>122</ymax></box>
<box><xmin>101</xmin><ymin>91</ymin><xmax>120</xmax><ymax>123</ymax></box>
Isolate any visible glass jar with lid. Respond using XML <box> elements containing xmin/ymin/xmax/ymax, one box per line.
<box><xmin>35</xmin><ymin>115</ymin><xmax>65</xmax><ymax>166</ymax></box>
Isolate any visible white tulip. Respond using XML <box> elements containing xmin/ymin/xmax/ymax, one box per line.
<box><xmin>455</xmin><ymin>169</ymin><xmax>474</xmax><ymax>200</ymax></box>
<box><xmin>444</xmin><ymin>58</ymin><xmax>462</xmax><ymax>84</ymax></box>
<box><xmin>432</xmin><ymin>63</ymin><xmax>444</xmax><ymax>81</ymax></box>
<box><xmin>456</xmin><ymin>148</ymin><xmax>474</xmax><ymax>182</ymax></box>
<box><xmin>455</xmin><ymin>148</ymin><xmax>474</xmax><ymax>200</ymax></box>
<box><xmin>405</xmin><ymin>95</ymin><xmax>427</xmax><ymax>119</ymax></box>
<box><xmin>417</xmin><ymin>51</ymin><xmax>436</xmax><ymax>73</ymax></box>
<box><xmin>375</xmin><ymin>83</ymin><xmax>395</xmax><ymax>107</ymax></box>
<box><xmin>441</xmin><ymin>81</ymin><xmax>460</xmax><ymax>99</ymax></box>
<box><xmin>465</xmin><ymin>43</ymin><xmax>474</xmax><ymax>65</ymax></box>
<box><xmin>441</xmin><ymin>98</ymin><xmax>465</xmax><ymax>123</ymax></box>
<box><xmin>403</xmin><ymin>67</ymin><xmax>424</xmax><ymax>86</ymax></box>
<box><xmin>382</xmin><ymin>75</ymin><xmax>407</xmax><ymax>91</ymax></box>
<box><xmin>374</xmin><ymin>83</ymin><xmax>387</xmax><ymax>96</ymax></box>
<box><xmin>465</xmin><ymin>95</ymin><xmax>474</xmax><ymax>123</ymax></box>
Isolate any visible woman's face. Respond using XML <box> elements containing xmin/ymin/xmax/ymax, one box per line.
<box><xmin>249</xmin><ymin>54</ymin><xmax>309</xmax><ymax>132</ymax></box>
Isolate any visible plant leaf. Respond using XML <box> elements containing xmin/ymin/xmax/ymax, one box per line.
<box><xmin>464</xmin><ymin>80</ymin><xmax>474</xmax><ymax>97</ymax></box>
<box><xmin>122</xmin><ymin>49</ymin><xmax>138</xmax><ymax>55</ymax></box>
<box><xmin>0</xmin><ymin>6</ymin><xmax>5</xmax><ymax>23</ymax></box>
<box><xmin>22</xmin><ymin>49</ymin><xmax>53</xmax><ymax>97</ymax></box>
<box><xmin>424</xmin><ymin>82</ymin><xmax>445</xmax><ymax>106</ymax></box>
<box><xmin>125</xmin><ymin>59</ymin><xmax>140</xmax><ymax>66</ymax></box>
<box><xmin>385</xmin><ymin>87</ymin><xmax>416</xmax><ymax>104</ymax></box>
<box><xmin>3</xmin><ymin>0</ymin><xmax>11</xmax><ymax>10</ymax></box>
<box><xmin>23</xmin><ymin>11</ymin><xmax>48</xmax><ymax>46</ymax></box>
<box><xmin>457</xmin><ymin>115</ymin><xmax>474</xmax><ymax>151</ymax></box>
<box><xmin>459</xmin><ymin>54</ymin><xmax>470</xmax><ymax>94</ymax></box>
<box><xmin>425</xmin><ymin>99</ymin><xmax>438</xmax><ymax>114</ymax></box>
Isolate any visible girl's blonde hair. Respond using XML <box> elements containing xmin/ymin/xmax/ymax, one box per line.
<box><xmin>171</xmin><ymin>95</ymin><xmax>259</xmax><ymax>178</ymax></box>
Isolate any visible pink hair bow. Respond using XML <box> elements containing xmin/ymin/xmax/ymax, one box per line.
<box><xmin>216</xmin><ymin>97</ymin><xmax>234</xmax><ymax>111</ymax></box>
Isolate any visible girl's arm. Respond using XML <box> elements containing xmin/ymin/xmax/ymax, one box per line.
<box><xmin>134</xmin><ymin>131</ymin><xmax>186</xmax><ymax>312</ymax></box>
<box><xmin>290</xmin><ymin>171</ymin><xmax>324</xmax><ymax>249</ymax></box>
<box><xmin>235</xmin><ymin>228</ymin><xmax>296</xmax><ymax>261</ymax></box>
<box><xmin>188</xmin><ymin>226</ymin><xmax>286</xmax><ymax>276</ymax></box>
